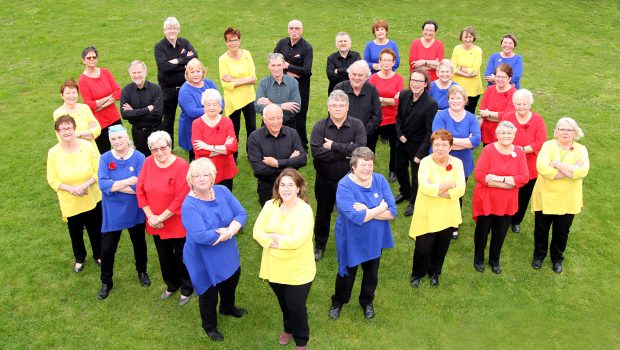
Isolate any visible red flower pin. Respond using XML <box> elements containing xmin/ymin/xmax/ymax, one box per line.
<box><xmin>446</xmin><ymin>164</ymin><xmax>452</xmax><ymax>171</ymax></box>
<box><xmin>167</xmin><ymin>178</ymin><xmax>174</xmax><ymax>185</ymax></box>
<box><xmin>569</xmin><ymin>146</ymin><xmax>574</xmax><ymax>151</ymax></box>
<box><xmin>109</xmin><ymin>162</ymin><xmax>117</xmax><ymax>170</ymax></box>
<box><xmin>522</xmin><ymin>124</ymin><xmax>529</xmax><ymax>130</ymax></box>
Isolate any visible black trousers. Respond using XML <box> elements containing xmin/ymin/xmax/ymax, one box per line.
<box><xmin>395</xmin><ymin>145</ymin><xmax>420</xmax><ymax>204</ymax></box>
<box><xmin>100</xmin><ymin>223</ymin><xmax>148</xmax><ymax>285</ymax></box>
<box><xmin>270</xmin><ymin>282</ymin><xmax>312</xmax><ymax>347</ymax></box>
<box><xmin>533</xmin><ymin>211</ymin><xmax>575</xmax><ymax>263</ymax></box>
<box><xmin>217</xmin><ymin>178</ymin><xmax>233</xmax><ymax>192</ymax></box>
<box><xmin>229</xmin><ymin>101</ymin><xmax>256</xmax><ymax>144</ymax></box>
<box><xmin>511</xmin><ymin>178</ymin><xmax>537</xmax><ymax>226</ymax></box>
<box><xmin>257</xmin><ymin>179</ymin><xmax>274</xmax><ymax>206</ymax></box>
<box><xmin>465</xmin><ymin>95</ymin><xmax>481</xmax><ymax>115</ymax></box>
<box><xmin>331</xmin><ymin>257</ymin><xmax>380</xmax><ymax>308</ymax></box>
<box><xmin>161</xmin><ymin>87</ymin><xmax>180</xmax><ymax>147</ymax></box>
<box><xmin>152</xmin><ymin>235</ymin><xmax>193</xmax><ymax>296</ymax></box>
<box><xmin>296</xmin><ymin>78</ymin><xmax>310</xmax><ymax>149</ymax></box>
<box><xmin>314</xmin><ymin>177</ymin><xmax>339</xmax><ymax>250</ymax></box>
<box><xmin>198</xmin><ymin>268</ymin><xmax>241</xmax><ymax>332</ymax></box>
<box><xmin>378</xmin><ymin>124</ymin><xmax>397</xmax><ymax>172</ymax></box>
<box><xmin>131</xmin><ymin>126</ymin><xmax>159</xmax><ymax>156</ymax></box>
<box><xmin>411</xmin><ymin>227</ymin><xmax>454</xmax><ymax>278</ymax></box>
<box><xmin>474</xmin><ymin>214</ymin><xmax>511</xmax><ymax>266</ymax></box>
<box><xmin>95</xmin><ymin>119</ymin><xmax>123</xmax><ymax>154</ymax></box>
<box><xmin>66</xmin><ymin>202</ymin><xmax>102</xmax><ymax>263</ymax></box>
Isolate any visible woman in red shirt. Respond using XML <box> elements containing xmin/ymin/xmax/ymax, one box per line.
<box><xmin>472</xmin><ymin>121</ymin><xmax>528</xmax><ymax>274</ymax></box>
<box><xmin>191</xmin><ymin>89</ymin><xmax>238</xmax><ymax>191</ymax></box>
<box><xmin>137</xmin><ymin>130</ymin><xmax>193</xmax><ymax>305</ymax></box>
<box><xmin>477</xmin><ymin>63</ymin><xmax>516</xmax><ymax>145</ymax></box>
<box><xmin>408</xmin><ymin>19</ymin><xmax>444</xmax><ymax>81</ymax></box>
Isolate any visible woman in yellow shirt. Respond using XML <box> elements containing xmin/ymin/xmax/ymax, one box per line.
<box><xmin>409</xmin><ymin>130</ymin><xmax>466</xmax><ymax>288</ymax></box>
<box><xmin>451</xmin><ymin>26</ymin><xmax>484</xmax><ymax>114</ymax></box>
<box><xmin>47</xmin><ymin>115</ymin><xmax>102</xmax><ymax>273</ymax></box>
<box><xmin>52</xmin><ymin>79</ymin><xmax>101</xmax><ymax>150</ymax></box>
<box><xmin>531</xmin><ymin>117</ymin><xmax>589</xmax><ymax>273</ymax></box>
<box><xmin>253</xmin><ymin>168</ymin><xmax>315</xmax><ymax>349</ymax></box>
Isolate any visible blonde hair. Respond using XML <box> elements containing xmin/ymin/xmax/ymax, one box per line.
<box><xmin>184</xmin><ymin>58</ymin><xmax>206</xmax><ymax>82</ymax></box>
<box><xmin>187</xmin><ymin>158</ymin><xmax>217</xmax><ymax>191</ymax></box>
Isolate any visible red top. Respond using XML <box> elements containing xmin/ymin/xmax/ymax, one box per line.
<box><xmin>136</xmin><ymin>156</ymin><xmax>189</xmax><ymax>239</ymax></box>
<box><xmin>499</xmin><ymin>111</ymin><xmax>547</xmax><ymax>179</ymax></box>
<box><xmin>77</xmin><ymin>68</ymin><xmax>122</xmax><ymax>128</ymax></box>
<box><xmin>479</xmin><ymin>85</ymin><xmax>516</xmax><ymax>144</ymax></box>
<box><xmin>472</xmin><ymin>144</ymin><xmax>529</xmax><ymax>219</ymax></box>
<box><xmin>368</xmin><ymin>73</ymin><xmax>404</xmax><ymax>126</ymax></box>
<box><xmin>191</xmin><ymin>116</ymin><xmax>238</xmax><ymax>183</ymax></box>
<box><xmin>408</xmin><ymin>38</ymin><xmax>445</xmax><ymax>81</ymax></box>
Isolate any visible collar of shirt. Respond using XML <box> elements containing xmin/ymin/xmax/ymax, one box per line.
<box><xmin>262</xmin><ymin>125</ymin><xmax>290</xmax><ymax>139</ymax></box>
<box><xmin>268</xmin><ymin>75</ymin><xmax>289</xmax><ymax>87</ymax></box>
<box><xmin>327</xmin><ymin>116</ymin><xmax>352</xmax><ymax>128</ymax></box>
<box><xmin>341</xmin><ymin>81</ymin><xmax>370</xmax><ymax>96</ymax></box>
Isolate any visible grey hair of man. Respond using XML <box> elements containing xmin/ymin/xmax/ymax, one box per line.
<box><xmin>163</xmin><ymin>17</ymin><xmax>180</xmax><ymax>29</ymax></box>
<box><xmin>327</xmin><ymin>89</ymin><xmax>350</xmax><ymax>108</ymax></box>
<box><xmin>335</xmin><ymin>31</ymin><xmax>351</xmax><ymax>42</ymax></box>
<box><xmin>346</xmin><ymin>60</ymin><xmax>371</xmax><ymax>79</ymax></box>
<box><xmin>263</xmin><ymin>104</ymin><xmax>284</xmax><ymax>119</ymax></box>
<box><xmin>128</xmin><ymin>60</ymin><xmax>147</xmax><ymax>73</ymax></box>
<box><xmin>267</xmin><ymin>52</ymin><xmax>285</xmax><ymax>64</ymax></box>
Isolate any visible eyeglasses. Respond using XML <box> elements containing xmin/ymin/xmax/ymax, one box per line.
<box><xmin>150</xmin><ymin>145</ymin><xmax>169</xmax><ymax>153</ymax></box>
<box><xmin>557</xmin><ymin>128</ymin><xmax>575</xmax><ymax>133</ymax></box>
<box><xmin>57</xmin><ymin>127</ymin><xmax>74</xmax><ymax>133</ymax></box>
<box><xmin>495</xmin><ymin>75</ymin><xmax>509</xmax><ymax>80</ymax></box>
<box><xmin>329</xmin><ymin>103</ymin><xmax>347</xmax><ymax>109</ymax></box>
<box><xmin>226</xmin><ymin>38</ymin><xmax>239</xmax><ymax>43</ymax></box>
<box><xmin>84</xmin><ymin>56</ymin><xmax>98</xmax><ymax>60</ymax></box>
<box><xmin>410</xmin><ymin>79</ymin><xmax>426</xmax><ymax>84</ymax></box>
<box><xmin>192</xmin><ymin>174</ymin><xmax>211</xmax><ymax>179</ymax></box>
<box><xmin>497</xmin><ymin>131</ymin><xmax>515</xmax><ymax>136</ymax></box>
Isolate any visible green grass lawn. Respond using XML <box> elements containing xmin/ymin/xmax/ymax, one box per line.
<box><xmin>1</xmin><ymin>1</ymin><xmax>619</xmax><ymax>349</ymax></box>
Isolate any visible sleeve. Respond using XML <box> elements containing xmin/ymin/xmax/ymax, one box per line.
<box><xmin>177</xmin><ymin>40</ymin><xmax>198</xmax><ymax>65</ymax></box>
<box><xmin>450</xmin><ymin>47</ymin><xmax>458</xmax><ymax>67</ymax></box>
<box><xmin>472</xmin><ymin>47</ymin><xmax>483</xmax><ymax>75</ymax></box>
<box><xmin>391</xmin><ymin>41</ymin><xmax>401</xmax><ymax>71</ymax></box>
<box><xmin>394</xmin><ymin>92</ymin><xmax>405</xmax><ymax>138</ymax></box>
<box><xmin>326</xmin><ymin>55</ymin><xmax>338</xmax><ymax>81</ymax></box>
<box><xmin>182</xmin><ymin>202</ymin><xmax>219</xmax><ymax>245</ymax></box>
<box><xmin>536</xmin><ymin>142</ymin><xmax>559</xmax><ymax>180</ymax></box>
<box><xmin>364</xmin><ymin>42</ymin><xmax>373</xmax><ymax>68</ymax></box>
<box><xmin>84</xmin><ymin>107</ymin><xmax>101</xmax><ymax>138</ymax></box>
<box><xmin>154</xmin><ymin>42</ymin><xmax>185</xmax><ymax>74</ymax></box>
<box><xmin>78</xmin><ymin>77</ymin><xmax>97</xmax><ymax>110</ymax></box>
<box><xmin>572</xmin><ymin>145</ymin><xmax>590</xmax><ymax>180</ymax></box>
<box><xmin>484</xmin><ymin>54</ymin><xmax>495</xmax><ymax>78</ymax></box>
<box><xmin>191</xmin><ymin>119</ymin><xmax>210</xmax><ymax>159</ymax></box>
<box><xmin>291</xmin><ymin>79</ymin><xmax>302</xmax><ymax>106</ymax></box>
<box><xmin>474</xmin><ymin>146</ymin><xmax>491</xmax><ymax>185</ymax></box>
<box><xmin>247</xmin><ymin>132</ymin><xmax>276</xmax><ymax>176</ymax></box>
<box><xmin>530</xmin><ymin>116</ymin><xmax>547</xmax><ymax>154</ymax></box>
<box><xmin>254</xmin><ymin>78</ymin><xmax>267</xmax><ymax>114</ymax></box>
<box><xmin>90</xmin><ymin>143</ymin><xmax>100</xmax><ymax>182</ymax></box>
<box><xmin>511</xmin><ymin>56</ymin><xmax>523</xmax><ymax>87</ymax></box>
<box><xmin>223</xmin><ymin>120</ymin><xmax>238</xmax><ymax>153</ymax></box>
<box><xmin>136</xmin><ymin>160</ymin><xmax>148</xmax><ymax>207</ymax></box>
<box><xmin>408</xmin><ymin>41</ymin><xmax>415</xmax><ymax>72</ymax></box>
<box><xmin>178</xmin><ymin>86</ymin><xmax>204</xmax><ymax>121</ymax></box>
<box><xmin>106</xmin><ymin>70</ymin><xmax>122</xmax><ymax>100</ymax></box>
<box><xmin>287</xmin><ymin>43</ymin><xmax>313</xmax><ymax>78</ymax></box>
<box><xmin>253</xmin><ymin>202</ymin><xmax>274</xmax><ymax>248</ymax></box>
<box><xmin>98</xmin><ymin>154</ymin><xmax>114</xmax><ymax>194</ymax></box>
<box><xmin>224</xmin><ymin>188</ymin><xmax>248</xmax><ymax>226</ymax></box>
<box><xmin>449</xmin><ymin>160</ymin><xmax>467</xmax><ymax>200</ymax></box>
<box><xmin>418</xmin><ymin>159</ymin><xmax>440</xmax><ymax>197</ymax></box>
<box><xmin>479</xmin><ymin>87</ymin><xmax>490</xmax><ymax>110</ymax></box>
<box><xmin>468</xmin><ymin>113</ymin><xmax>482</xmax><ymax>148</ymax></box>
<box><xmin>46</xmin><ymin>149</ymin><xmax>61</xmax><ymax>191</ymax></box>
<box><xmin>130</xmin><ymin>154</ymin><xmax>145</xmax><ymax>192</ymax></box>
<box><xmin>277</xmin><ymin>130</ymin><xmax>307</xmax><ymax>169</ymax></box>
<box><xmin>365</xmin><ymin>86</ymin><xmax>383</xmax><ymax>135</ymax></box>
<box><xmin>120</xmin><ymin>87</ymin><xmax>148</xmax><ymax>121</ymax></box>
<box><xmin>331</xmin><ymin>122</ymin><xmax>367</xmax><ymax>156</ymax></box>
<box><xmin>379</xmin><ymin>175</ymin><xmax>397</xmax><ymax>217</ymax></box>
<box><xmin>437</xmin><ymin>41</ymin><xmax>445</xmax><ymax>61</ymax></box>
<box><xmin>513</xmin><ymin>150</ymin><xmax>530</xmax><ymax>188</ymax></box>
<box><xmin>415</xmin><ymin>99</ymin><xmax>438</xmax><ymax>159</ymax></box>
<box><xmin>309</xmin><ymin>121</ymin><xmax>331</xmax><ymax>160</ymax></box>
<box><xmin>219</xmin><ymin>55</ymin><xmax>235</xmax><ymax>91</ymax></box>
<box><xmin>336</xmin><ymin>181</ymin><xmax>366</xmax><ymax>226</ymax></box>
<box><xmin>432</xmin><ymin>110</ymin><xmax>445</xmax><ymax>131</ymax></box>
<box><xmin>167</xmin><ymin>161</ymin><xmax>190</xmax><ymax>215</ymax></box>
<box><xmin>149</xmin><ymin>84</ymin><xmax>165</xmax><ymax>123</ymax></box>
<box><xmin>278</xmin><ymin>204</ymin><xmax>314</xmax><ymax>249</ymax></box>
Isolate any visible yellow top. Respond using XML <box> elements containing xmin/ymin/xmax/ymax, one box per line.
<box><xmin>409</xmin><ymin>155</ymin><xmax>466</xmax><ymax>238</ymax></box>
<box><xmin>53</xmin><ymin>103</ymin><xmax>101</xmax><ymax>150</ymax></box>
<box><xmin>218</xmin><ymin>50</ymin><xmax>256</xmax><ymax>116</ymax></box>
<box><xmin>253</xmin><ymin>199</ymin><xmax>316</xmax><ymax>285</ymax></box>
<box><xmin>531</xmin><ymin>140</ymin><xmax>589</xmax><ymax>214</ymax></box>
<box><xmin>451</xmin><ymin>44</ymin><xmax>484</xmax><ymax>97</ymax></box>
<box><xmin>47</xmin><ymin>139</ymin><xmax>102</xmax><ymax>221</ymax></box>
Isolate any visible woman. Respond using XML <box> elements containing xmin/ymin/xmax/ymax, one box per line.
<box><xmin>364</xmin><ymin>19</ymin><xmax>400</xmax><ymax>74</ymax></box>
<box><xmin>253</xmin><ymin>168</ymin><xmax>315</xmax><ymax>349</ymax></box>
<box><xmin>77</xmin><ymin>46</ymin><xmax>122</xmax><ymax>153</ymax></box>
<box><xmin>531</xmin><ymin>117</ymin><xmax>589</xmax><ymax>273</ymax></box>
<box><xmin>191</xmin><ymin>89</ymin><xmax>238</xmax><ymax>191</ymax></box>
<box><xmin>451</xmin><ymin>27</ymin><xmax>484</xmax><ymax>114</ymax></box>
<box><xmin>47</xmin><ymin>115</ymin><xmax>102</xmax><ymax>273</ymax></box>
<box><xmin>53</xmin><ymin>79</ymin><xmax>101</xmax><ymax>150</ymax></box>
<box><xmin>428</xmin><ymin>59</ymin><xmax>459</xmax><ymax>110</ymax></box>
<box><xmin>432</xmin><ymin>85</ymin><xmax>481</xmax><ymax>239</ymax></box>
<box><xmin>368</xmin><ymin>48</ymin><xmax>404</xmax><ymax>183</ymax></box>
<box><xmin>499</xmin><ymin>89</ymin><xmax>547</xmax><ymax>233</ymax></box>
<box><xmin>136</xmin><ymin>131</ymin><xmax>193</xmax><ymax>304</ymax></box>
<box><xmin>472</xmin><ymin>121</ymin><xmax>528</xmax><ymax>274</ymax></box>
<box><xmin>394</xmin><ymin>70</ymin><xmax>438</xmax><ymax>217</ymax></box>
<box><xmin>182</xmin><ymin>158</ymin><xmax>248</xmax><ymax>342</ymax></box>
<box><xmin>178</xmin><ymin>58</ymin><xmax>221</xmax><ymax>161</ymax></box>
<box><xmin>478</xmin><ymin>63</ymin><xmax>517</xmax><ymax>145</ymax></box>
<box><xmin>408</xmin><ymin>20</ymin><xmax>444</xmax><ymax>81</ymax></box>
<box><xmin>409</xmin><ymin>130</ymin><xmax>465</xmax><ymax>288</ymax></box>
<box><xmin>219</xmin><ymin>27</ymin><xmax>257</xmax><ymax>142</ymax></box>
<box><xmin>485</xmin><ymin>34</ymin><xmax>523</xmax><ymax>89</ymax></box>
<box><xmin>329</xmin><ymin>147</ymin><xmax>396</xmax><ymax>321</ymax></box>
<box><xmin>97</xmin><ymin>125</ymin><xmax>150</xmax><ymax>300</ymax></box>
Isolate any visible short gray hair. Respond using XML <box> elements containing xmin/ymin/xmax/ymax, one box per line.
<box><xmin>495</xmin><ymin>120</ymin><xmax>517</xmax><ymax>134</ymax></box>
<box><xmin>147</xmin><ymin>131</ymin><xmax>172</xmax><ymax>149</ymax></box>
<box><xmin>437</xmin><ymin>59</ymin><xmax>454</xmax><ymax>74</ymax></box>
<box><xmin>335</xmin><ymin>32</ymin><xmax>351</xmax><ymax>41</ymax></box>
<box><xmin>163</xmin><ymin>17</ymin><xmax>180</xmax><ymax>30</ymax></box>
<box><xmin>347</xmin><ymin>60</ymin><xmax>371</xmax><ymax>78</ymax></box>
<box><xmin>267</xmin><ymin>52</ymin><xmax>285</xmax><ymax>64</ymax></box>
<box><xmin>128</xmin><ymin>60</ymin><xmax>147</xmax><ymax>73</ymax></box>
<box><xmin>201</xmin><ymin>89</ymin><xmax>222</xmax><ymax>107</ymax></box>
<box><xmin>555</xmin><ymin>117</ymin><xmax>584</xmax><ymax>140</ymax></box>
<box><xmin>327</xmin><ymin>89</ymin><xmax>349</xmax><ymax>108</ymax></box>
<box><xmin>263</xmin><ymin>104</ymin><xmax>283</xmax><ymax>118</ymax></box>
<box><xmin>512</xmin><ymin>88</ymin><xmax>534</xmax><ymax>105</ymax></box>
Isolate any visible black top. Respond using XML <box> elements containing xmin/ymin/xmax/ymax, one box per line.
<box><xmin>326</xmin><ymin>50</ymin><xmax>361</xmax><ymax>94</ymax></box>
<box><xmin>333</xmin><ymin>81</ymin><xmax>382</xmax><ymax>136</ymax></box>
<box><xmin>310</xmin><ymin>116</ymin><xmax>367</xmax><ymax>180</ymax></box>
<box><xmin>247</xmin><ymin>126</ymin><xmax>307</xmax><ymax>183</ymax></box>
<box><xmin>395</xmin><ymin>89</ymin><xmax>438</xmax><ymax>159</ymax></box>
<box><xmin>274</xmin><ymin>37</ymin><xmax>313</xmax><ymax>81</ymax></box>
<box><xmin>120</xmin><ymin>80</ymin><xmax>164</xmax><ymax>129</ymax></box>
<box><xmin>154</xmin><ymin>37</ymin><xmax>198</xmax><ymax>88</ymax></box>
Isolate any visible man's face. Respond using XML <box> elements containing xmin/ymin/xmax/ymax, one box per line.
<box><xmin>329</xmin><ymin>101</ymin><xmax>349</xmax><ymax>121</ymax></box>
<box><xmin>288</xmin><ymin>20</ymin><xmax>303</xmax><ymax>40</ymax></box>
<box><xmin>129</xmin><ymin>64</ymin><xmax>146</xmax><ymax>86</ymax></box>
<box><xmin>164</xmin><ymin>25</ymin><xmax>179</xmax><ymax>41</ymax></box>
<box><xmin>264</xmin><ymin>110</ymin><xmax>283</xmax><ymax>135</ymax></box>
<box><xmin>268</xmin><ymin>58</ymin><xmax>284</xmax><ymax>78</ymax></box>
<box><xmin>348</xmin><ymin>66</ymin><xmax>368</xmax><ymax>89</ymax></box>
<box><xmin>336</xmin><ymin>35</ymin><xmax>351</xmax><ymax>52</ymax></box>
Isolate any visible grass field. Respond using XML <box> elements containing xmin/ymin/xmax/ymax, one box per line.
<box><xmin>1</xmin><ymin>1</ymin><xmax>619</xmax><ymax>349</ymax></box>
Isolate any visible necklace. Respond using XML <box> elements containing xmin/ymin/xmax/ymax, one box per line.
<box><xmin>193</xmin><ymin>189</ymin><xmax>214</xmax><ymax>201</ymax></box>
<box><xmin>113</xmin><ymin>148</ymin><xmax>130</xmax><ymax>160</ymax></box>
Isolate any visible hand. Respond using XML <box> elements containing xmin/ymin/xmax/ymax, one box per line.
<box><xmin>399</xmin><ymin>136</ymin><xmax>407</xmax><ymax>143</ymax></box>
<box><xmin>257</xmin><ymin>97</ymin><xmax>272</xmax><ymax>105</ymax></box>
<box><xmin>147</xmin><ymin>215</ymin><xmax>161</xmax><ymax>228</ymax></box>
<box><xmin>248</xmin><ymin>76</ymin><xmax>257</xmax><ymax>84</ymax></box>
<box><xmin>485</xmin><ymin>174</ymin><xmax>502</xmax><ymax>183</ymax></box>
<box><xmin>193</xmin><ymin>140</ymin><xmax>210</xmax><ymax>151</ymax></box>
<box><xmin>147</xmin><ymin>105</ymin><xmax>154</xmax><ymax>112</ymax></box>
<box><xmin>213</xmin><ymin>227</ymin><xmax>232</xmax><ymax>246</ymax></box>
<box><xmin>125</xmin><ymin>176</ymin><xmax>138</xmax><ymax>186</ymax></box>
<box><xmin>289</xmin><ymin>150</ymin><xmax>300</xmax><ymax>158</ymax></box>
<box><xmin>394</xmin><ymin>91</ymin><xmax>400</xmax><ymax>100</ymax></box>
<box><xmin>479</xmin><ymin>109</ymin><xmax>490</xmax><ymax>118</ymax></box>
<box><xmin>377</xmin><ymin>199</ymin><xmax>388</xmax><ymax>211</ymax></box>
<box><xmin>168</xmin><ymin>58</ymin><xmax>179</xmax><ymax>64</ymax></box>
<box><xmin>414</xmin><ymin>157</ymin><xmax>421</xmax><ymax>164</ymax></box>
<box><xmin>187</xmin><ymin>51</ymin><xmax>194</xmax><ymax>57</ymax></box>
<box><xmin>222</xmin><ymin>74</ymin><xmax>234</xmax><ymax>82</ymax></box>
<box><xmin>262</xmin><ymin>157</ymin><xmax>278</xmax><ymax>168</ymax></box>
<box><xmin>413</xmin><ymin>59</ymin><xmax>425</xmax><ymax>68</ymax></box>
<box><xmin>268</xmin><ymin>233</ymin><xmax>280</xmax><ymax>248</ymax></box>
<box><xmin>74</xmin><ymin>184</ymin><xmax>89</xmax><ymax>196</ymax></box>
<box><xmin>286</xmin><ymin>71</ymin><xmax>301</xmax><ymax>79</ymax></box>
<box><xmin>372</xmin><ymin>63</ymin><xmax>380</xmax><ymax>71</ymax></box>
<box><xmin>353</xmin><ymin>202</ymin><xmax>368</xmax><ymax>211</ymax></box>
<box><xmin>485</xmin><ymin>74</ymin><xmax>496</xmax><ymax>83</ymax></box>
<box><xmin>122</xmin><ymin>103</ymin><xmax>133</xmax><ymax>111</ymax></box>
<box><xmin>224</xmin><ymin>136</ymin><xmax>235</xmax><ymax>145</ymax></box>
<box><xmin>323</xmin><ymin>138</ymin><xmax>333</xmax><ymax>150</ymax></box>
<box><xmin>281</xmin><ymin>102</ymin><xmax>300</xmax><ymax>112</ymax></box>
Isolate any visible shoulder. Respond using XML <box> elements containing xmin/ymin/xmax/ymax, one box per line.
<box><xmin>173</xmin><ymin>156</ymin><xmax>189</xmax><ymax>168</ymax></box>
<box><xmin>204</xmin><ymin>79</ymin><xmax>217</xmax><ymax>88</ymax></box>
<box><xmin>348</xmin><ymin>117</ymin><xmax>365</xmax><ymax>128</ymax></box>
<box><xmin>177</xmin><ymin>37</ymin><xmax>193</xmax><ymax>46</ymax></box>
<box><xmin>372</xmin><ymin>172</ymin><xmax>389</xmax><ymax>186</ymax></box>
<box><xmin>132</xmin><ymin>150</ymin><xmax>146</xmax><ymax>161</ymax></box>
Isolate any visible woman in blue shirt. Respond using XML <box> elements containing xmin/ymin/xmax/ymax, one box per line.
<box><xmin>484</xmin><ymin>34</ymin><xmax>523</xmax><ymax>89</ymax></box>
<box><xmin>364</xmin><ymin>19</ymin><xmax>400</xmax><ymax>74</ymax></box>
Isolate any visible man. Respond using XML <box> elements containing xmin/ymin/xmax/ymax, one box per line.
<box><xmin>274</xmin><ymin>19</ymin><xmax>313</xmax><ymax>150</ymax></box>
<box><xmin>120</xmin><ymin>60</ymin><xmax>164</xmax><ymax>156</ymax></box>
<box><xmin>247</xmin><ymin>104</ymin><xmax>307</xmax><ymax>206</ymax></box>
<box><xmin>255</xmin><ymin>53</ymin><xmax>302</xmax><ymax>129</ymax></box>
<box><xmin>326</xmin><ymin>32</ymin><xmax>361</xmax><ymax>95</ymax></box>
<box><xmin>154</xmin><ymin>16</ymin><xmax>197</xmax><ymax>146</ymax></box>
<box><xmin>310</xmin><ymin>90</ymin><xmax>367</xmax><ymax>261</ymax></box>
<box><xmin>333</xmin><ymin>60</ymin><xmax>382</xmax><ymax>153</ymax></box>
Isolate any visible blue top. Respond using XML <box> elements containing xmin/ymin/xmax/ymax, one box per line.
<box><xmin>364</xmin><ymin>40</ymin><xmax>400</xmax><ymax>74</ymax></box>
<box><xmin>429</xmin><ymin>81</ymin><xmax>459</xmax><ymax>110</ymax></box>
<box><xmin>431</xmin><ymin>109</ymin><xmax>481</xmax><ymax>178</ymax></box>
<box><xmin>98</xmin><ymin>150</ymin><xmax>146</xmax><ymax>232</ymax></box>
<box><xmin>181</xmin><ymin>185</ymin><xmax>247</xmax><ymax>294</ymax></box>
<box><xmin>484</xmin><ymin>53</ymin><xmax>523</xmax><ymax>89</ymax></box>
<box><xmin>177</xmin><ymin>79</ymin><xmax>223</xmax><ymax>151</ymax></box>
<box><xmin>335</xmin><ymin>173</ymin><xmax>396</xmax><ymax>276</ymax></box>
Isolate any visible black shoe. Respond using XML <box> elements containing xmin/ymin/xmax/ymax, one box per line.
<box><xmin>363</xmin><ymin>304</ymin><xmax>375</xmax><ymax>319</ymax></box>
<box><xmin>138</xmin><ymin>272</ymin><xmax>151</xmax><ymax>287</ymax></box>
<box><xmin>430</xmin><ymin>275</ymin><xmax>439</xmax><ymax>287</ymax></box>
<box><xmin>388</xmin><ymin>172</ymin><xmax>397</xmax><ymax>183</ymax></box>
<box><xmin>380</xmin><ymin>136</ymin><xmax>389</xmax><ymax>145</ymax></box>
<box><xmin>206</xmin><ymin>329</ymin><xmax>224</xmax><ymax>342</ymax></box>
<box><xmin>328</xmin><ymin>305</ymin><xmax>341</xmax><ymax>320</ymax></box>
<box><xmin>553</xmin><ymin>262</ymin><xmax>563</xmax><ymax>274</ymax></box>
<box><xmin>531</xmin><ymin>259</ymin><xmax>542</xmax><ymax>270</ymax></box>
<box><xmin>512</xmin><ymin>224</ymin><xmax>520</xmax><ymax>233</ymax></box>
<box><xmin>410</xmin><ymin>276</ymin><xmax>420</xmax><ymax>289</ymax></box>
<box><xmin>491</xmin><ymin>264</ymin><xmax>502</xmax><ymax>274</ymax></box>
<box><xmin>474</xmin><ymin>263</ymin><xmax>484</xmax><ymax>272</ymax></box>
<box><xmin>404</xmin><ymin>203</ymin><xmax>414</xmax><ymax>217</ymax></box>
<box><xmin>394</xmin><ymin>194</ymin><xmax>407</xmax><ymax>204</ymax></box>
<box><xmin>314</xmin><ymin>247</ymin><xmax>324</xmax><ymax>261</ymax></box>
<box><xmin>221</xmin><ymin>307</ymin><xmax>248</xmax><ymax>318</ymax></box>
<box><xmin>97</xmin><ymin>283</ymin><xmax>112</xmax><ymax>300</ymax></box>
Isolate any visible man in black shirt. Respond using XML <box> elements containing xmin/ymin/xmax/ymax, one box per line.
<box><xmin>154</xmin><ymin>16</ymin><xmax>197</xmax><ymax>146</ymax></box>
<box><xmin>247</xmin><ymin>104</ymin><xmax>307</xmax><ymax>206</ymax></box>
<box><xmin>326</xmin><ymin>32</ymin><xmax>361</xmax><ymax>95</ymax></box>
<box><xmin>120</xmin><ymin>60</ymin><xmax>163</xmax><ymax>156</ymax></box>
<box><xmin>274</xmin><ymin>19</ymin><xmax>313</xmax><ymax>151</ymax></box>
<box><xmin>310</xmin><ymin>90</ymin><xmax>367</xmax><ymax>261</ymax></box>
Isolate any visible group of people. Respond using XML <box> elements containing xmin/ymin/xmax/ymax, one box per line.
<box><xmin>46</xmin><ymin>16</ymin><xmax>590</xmax><ymax>349</ymax></box>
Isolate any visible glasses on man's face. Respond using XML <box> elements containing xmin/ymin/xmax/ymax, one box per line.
<box><xmin>329</xmin><ymin>103</ymin><xmax>347</xmax><ymax>109</ymax></box>
<box><xmin>150</xmin><ymin>145</ymin><xmax>169</xmax><ymax>154</ymax></box>
<box><xmin>557</xmin><ymin>128</ymin><xmax>575</xmax><ymax>133</ymax></box>
<box><xmin>85</xmin><ymin>56</ymin><xmax>98</xmax><ymax>60</ymax></box>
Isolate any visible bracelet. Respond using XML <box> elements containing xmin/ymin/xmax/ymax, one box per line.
<box><xmin>502</xmin><ymin>177</ymin><xmax>506</xmax><ymax>183</ymax></box>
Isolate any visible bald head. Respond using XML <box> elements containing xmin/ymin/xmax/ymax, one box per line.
<box><xmin>263</xmin><ymin>104</ymin><xmax>284</xmax><ymax>136</ymax></box>
<box><xmin>288</xmin><ymin>19</ymin><xmax>303</xmax><ymax>42</ymax></box>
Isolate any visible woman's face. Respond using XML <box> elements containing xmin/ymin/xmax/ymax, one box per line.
<box><xmin>555</xmin><ymin>122</ymin><xmax>576</xmax><ymax>143</ymax></box>
<box><xmin>187</xmin><ymin>68</ymin><xmax>204</xmax><ymax>85</ymax></box>
<box><xmin>203</xmin><ymin>98</ymin><xmax>221</xmax><ymax>117</ymax></box>
<box><xmin>437</xmin><ymin>66</ymin><xmax>452</xmax><ymax>82</ymax></box>
<box><xmin>56</xmin><ymin>122</ymin><xmax>76</xmax><ymax>142</ymax></box>
<box><xmin>191</xmin><ymin>168</ymin><xmax>213</xmax><ymax>192</ymax></box>
<box><xmin>374</xmin><ymin>26</ymin><xmax>387</xmax><ymax>40</ymax></box>
<box><xmin>82</xmin><ymin>51</ymin><xmax>98</xmax><ymax>67</ymax></box>
<box><xmin>448</xmin><ymin>92</ymin><xmax>466</xmax><ymax>111</ymax></box>
<box><xmin>496</xmin><ymin>127</ymin><xmax>516</xmax><ymax>146</ymax></box>
<box><xmin>422</xmin><ymin>23</ymin><xmax>436</xmax><ymax>41</ymax></box>
<box><xmin>494</xmin><ymin>69</ymin><xmax>511</xmax><ymax>89</ymax></box>
<box><xmin>513</xmin><ymin>96</ymin><xmax>531</xmax><ymax>116</ymax></box>
<box><xmin>410</xmin><ymin>72</ymin><xmax>427</xmax><ymax>95</ymax></box>
<box><xmin>278</xmin><ymin>175</ymin><xmax>299</xmax><ymax>203</ymax></box>
<box><xmin>461</xmin><ymin>32</ymin><xmax>474</xmax><ymax>46</ymax></box>
<box><xmin>109</xmin><ymin>131</ymin><xmax>129</xmax><ymax>153</ymax></box>
<box><xmin>61</xmin><ymin>87</ymin><xmax>79</xmax><ymax>105</ymax></box>
<box><xmin>501</xmin><ymin>38</ymin><xmax>515</xmax><ymax>54</ymax></box>
<box><xmin>379</xmin><ymin>53</ymin><xmax>395</xmax><ymax>72</ymax></box>
<box><xmin>150</xmin><ymin>139</ymin><xmax>171</xmax><ymax>163</ymax></box>
<box><xmin>352</xmin><ymin>158</ymin><xmax>374</xmax><ymax>183</ymax></box>
<box><xmin>432</xmin><ymin>139</ymin><xmax>452</xmax><ymax>159</ymax></box>
<box><xmin>225</xmin><ymin>34</ymin><xmax>240</xmax><ymax>51</ymax></box>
